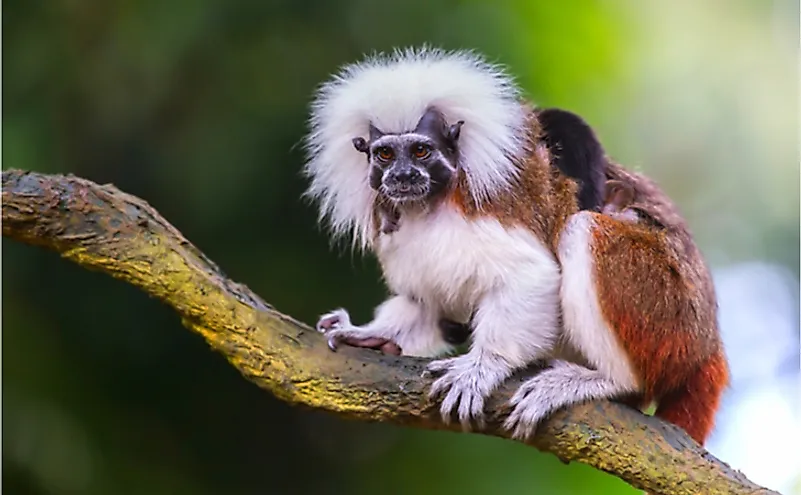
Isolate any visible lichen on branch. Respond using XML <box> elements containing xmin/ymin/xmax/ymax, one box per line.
<box><xmin>1</xmin><ymin>169</ymin><xmax>777</xmax><ymax>495</ymax></box>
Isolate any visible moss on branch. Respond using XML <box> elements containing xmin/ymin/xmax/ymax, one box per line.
<box><xmin>2</xmin><ymin>169</ymin><xmax>777</xmax><ymax>495</ymax></box>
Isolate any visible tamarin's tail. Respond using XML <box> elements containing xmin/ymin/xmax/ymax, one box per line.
<box><xmin>654</xmin><ymin>350</ymin><xmax>729</xmax><ymax>445</ymax></box>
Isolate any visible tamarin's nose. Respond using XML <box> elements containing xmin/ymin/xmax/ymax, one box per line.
<box><xmin>394</xmin><ymin>168</ymin><xmax>421</xmax><ymax>182</ymax></box>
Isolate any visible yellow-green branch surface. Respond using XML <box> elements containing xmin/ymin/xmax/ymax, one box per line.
<box><xmin>2</xmin><ymin>169</ymin><xmax>777</xmax><ymax>495</ymax></box>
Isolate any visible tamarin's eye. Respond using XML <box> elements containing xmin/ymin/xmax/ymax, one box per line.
<box><xmin>375</xmin><ymin>147</ymin><xmax>394</xmax><ymax>162</ymax></box>
<box><xmin>413</xmin><ymin>144</ymin><xmax>431</xmax><ymax>159</ymax></box>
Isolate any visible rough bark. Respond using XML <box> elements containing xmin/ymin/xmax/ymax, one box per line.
<box><xmin>2</xmin><ymin>169</ymin><xmax>778</xmax><ymax>495</ymax></box>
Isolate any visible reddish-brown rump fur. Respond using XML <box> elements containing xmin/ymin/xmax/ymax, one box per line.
<box><xmin>590</xmin><ymin>164</ymin><xmax>729</xmax><ymax>444</ymax></box>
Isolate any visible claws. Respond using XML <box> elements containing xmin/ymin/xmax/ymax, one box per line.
<box><xmin>424</xmin><ymin>355</ymin><xmax>498</xmax><ymax>431</ymax></box>
<box><xmin>502</xmin><ymin>377</ymin><xmax>544</xmax><ymax>441</ymax></box>
<box><xmin>503</xmin><ymin>408</ymin><xmax>539</xmax><ymax>441</ymax></box>
<box><xmin>425</xmin><ymin>356</ymin><xmax>457</xmax><ymax>374</ymax></box>
<box><xmin>502</xmin><ymin>362</ymin><xmax>586</xmax><ymax>442</ymax></box>
<box><xmin>316</xmin><ymin>308</ymin><xmax>351</xmax><ymax>333</ymax></box>
<box><xmin>316</xmin><ymin>309</ymin><xmax>351</xmax><ymax>352</ymax></box>
<box><xmin>315</xmin><ymin>308</ymin><xmax>402</xmax><ymax>355</ymax></box>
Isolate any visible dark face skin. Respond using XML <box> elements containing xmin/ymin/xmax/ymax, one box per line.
<box><xmin>352</xmin><ymin>107</ymin><xmax>464</xmax><ymax>205</ymax></box>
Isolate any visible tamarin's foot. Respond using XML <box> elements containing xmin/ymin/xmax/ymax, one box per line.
<box><xmin>503</xmin><ymin>360</ymin><xmax>623</xmax><ymax>441</ymax></box>
<box><xmin>316</xmin><ymin>309</ymin><xmax>402</xmax><ymax>355</ymax></box>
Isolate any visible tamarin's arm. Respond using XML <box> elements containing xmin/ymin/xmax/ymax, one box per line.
<box><xmin>316</xmin><ymin>295</ymin><xmax>456</xmax><ymax>358</ymax></box>
<box><xmin>428</xmin><ymin>250</ymin><xmax>562</xmax><ymax>430</ymax></box>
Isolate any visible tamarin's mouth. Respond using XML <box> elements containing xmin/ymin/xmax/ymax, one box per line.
<box><xmin>384</xmin><ymin>183</ymin><xmax>429</xmax><ymax>202</ymax></box>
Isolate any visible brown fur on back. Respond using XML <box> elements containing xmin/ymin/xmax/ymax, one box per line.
<box><xmin>601</xmin><ymin>161</ymin><xmax>721</xmax><ymax>363</ymax></box>
<box><xmin>450</xmin><ymin>109</ymin><xmax>581</xmax><ymax>250</ymax></box>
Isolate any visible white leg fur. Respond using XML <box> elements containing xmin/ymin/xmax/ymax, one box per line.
<box><xmin>503</xmin><ymin>211</ymin><xmax>640</xmax><ymax>439</ymax></box>
<box><xmin>316</xmin><ymin>295</ymin><xmax>454</xmax><ymax>358</ymax></box>
<box><xmin>503</xmin><ymin>360</ymin><xmax>633</xmax><ymax>440</ymax></box>
<box><xmin>557</xmin><ymin>211</ymin><xmax>640</xmax><ymax>389</ymax></box>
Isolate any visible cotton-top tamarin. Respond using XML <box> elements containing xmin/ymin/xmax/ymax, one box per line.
<box><xmin>303</xmin><ymin>47</ymin><xmax>728</xmax><ymax>445</ymax></box>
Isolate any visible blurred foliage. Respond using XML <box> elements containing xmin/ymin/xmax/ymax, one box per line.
<box><xmin>3</xmin><ymin>0</ymin><xmax>797</xmax><ymax>494</ymax></box>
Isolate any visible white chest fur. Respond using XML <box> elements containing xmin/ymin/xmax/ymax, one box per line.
<box><xmin>374</xmin><ymin>205</ymin><xmax>558</xmax><ymax>321</ymax></box>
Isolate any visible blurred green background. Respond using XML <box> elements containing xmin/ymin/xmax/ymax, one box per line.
<box><xmin>4</xmin><ymin>1</ymin><xmax>799</xmax><ymax>494</ymax></box>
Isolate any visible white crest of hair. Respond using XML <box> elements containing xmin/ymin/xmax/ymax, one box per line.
<box><xmin>302</xmin><ymin>46</ymin><xmax>529</xmax><ymax>250</ymax></box>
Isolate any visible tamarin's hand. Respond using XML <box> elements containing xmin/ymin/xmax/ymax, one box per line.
<box><xmin>317</xmin><ymin>310</ymin><xmax>402</xmax><ymax>355</ymax></box>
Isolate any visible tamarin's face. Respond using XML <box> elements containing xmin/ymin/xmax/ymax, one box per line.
<box><xmin>352</xmin><ymin>107</ymin><xmax>463</xmax><ymax>204</ymax></box>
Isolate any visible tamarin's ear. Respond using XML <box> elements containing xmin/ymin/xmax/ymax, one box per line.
<box><xmin>447</xmin><ymin>120</ymin><xmax>465</xmax><ymax>144</ymax></box>
<box><xmin>369</xmin><ymin>124</ymin><xmax>386</xmax><ymax>142</ymax></box>
<box><xmin>352</xmin><ymin>137</ymin><xmax>369</xmax><ymax>154</ymax></box>
<box><xmin>536</xmin><ymin>108</ymin><xmax>607</xmax><ymax>212</ymax></box>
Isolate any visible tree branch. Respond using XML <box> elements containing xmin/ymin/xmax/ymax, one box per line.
<box><xmin>2</xmin><ymin>169</ymin><xmax>777</xmax><ymax>495</ymax></box>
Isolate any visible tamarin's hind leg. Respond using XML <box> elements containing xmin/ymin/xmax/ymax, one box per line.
<box><xmin>587</xmin><ymin>211</ymin><xmax>728</xmax><ymax>444</ymax></box>
<box><xmin>504</xmin><ymin>211</ymin><xmax>642</xmax><ymax>439</ymax></box>
<box><xmin>573</xmin><ymin>211</ymin><xmax>727</xmax><ymax>443</ymax></box>
<box><xmin>503</xmin><ymin>360</ymin><xmax>633</xmax><ymax>440</ymax></box>
<box><xmin>505</xmin><ymin>211</ymin><xmax>728</xmax><ymax>443</ymax></box>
